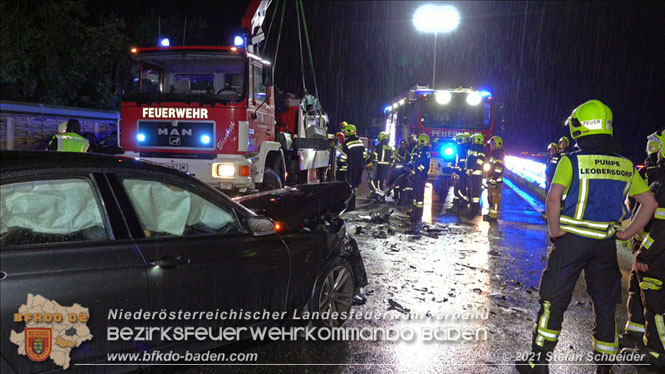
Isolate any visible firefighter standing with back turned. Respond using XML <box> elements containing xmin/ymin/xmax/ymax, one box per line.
<box><xmin>483</xmin><ymin>136</ymin><xmax>505</xmax><ymax>222</ymax></box>
<box><xmin>46</xmin><ymin>119</ymin><xmax>90</xmax><ymax>152</ymax></box>
<box><xmin>367</xmin><ymin>132</ymin><xmax>393</xmax><ymax>202</ymax></box>
<box><xmin>464</xmin><ymin>133</ymin><xmax>486</xmax><ymax>218</ymax></box>
<box><xmin>451</xmin><ymin>132</ymin><xmax>471</xmax><ymax>213</ymax></box>
<box><xmin>542</xmin><ymin>142</ymin><xmax>561</xmax><ymax>220</ymax></box>
<box><xmin>515</xmin><ymin>100</ymin><xmax>657</xmax><ymax>374</ymax></box>
<box><xmin>410</xmin><ymin>134</ymin><xmax>431</xmax><ymax>237</ymax></box>
<box><xmin>619</xmin><ymin>128</ymin><xmax>665</xmax><ymax>369</ymax></box>
<box><xmin>342</xmin><ymin>124</ymin><xmax>365</xmax><ymax>211</ymax></box>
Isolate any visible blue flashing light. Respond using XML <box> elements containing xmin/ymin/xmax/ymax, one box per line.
<box><xmin>480</xmin><ymin>90</ymin><xmax>492</xmax><ymax>97</ymax></box>
<box><xmin>137</xmin><ymin>133</ymin><xmax>146</xmax><ymax>142</ymax></box>
<box><xmin>415</xmin><ymin>89</ymin><xmax>435</xmax><ymax>95</ymax></box>
<box><xmin>201</xmin><ymin>135</ymin><xmax>211</xmax><ymax>144</ymax></box>
<box><xmin>160</xmin><ymin>38</ymin><xmax>170</xmax><ymax>47</ymax></box>
<box><xmin>234</xmin><ymin>36</ymin><xmax>244</xmax><ymax>47</ymax></box>
<box><xmin>439</xmin><ymin>143</ymin><xmax>457</xmax><ymax>160</ymax></box>
<box><xmin>384</xmin><ymin>106</ymin><xmax>392</xmax><ymax>113</ymax></box>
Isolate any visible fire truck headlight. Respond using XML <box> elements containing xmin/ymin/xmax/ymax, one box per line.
<box><xmin>201</xmin><ymin>135</ymin><xmax>211</xmax><ymax>144</ymax></box>
<box><xmin>466</xmin><ymin>92</ymin><xmax>482</xmax><ymax>106</ymax></box>
<box><xmin>217</xmin><ymin>164</ymin><xmax>236</xmax><ymax>178</ymax></box>
<box><xmin>435</xmin><ymin>90</ymin><xmax>452</xmax><ymax>105</ymax></box>
<box><xmin>234</xmin><ymin>36</ymin><xmax>244</xmax><ymax>47</ymax></box>
<box><xmin>160</xmin><ymin>38</ymin><xmax>170</xmax><ymax>47</ymax></box>
<box><xmin>137</xmin><ymin>133</ymin><xmax>146</xmax><ymax>142</ymax></box>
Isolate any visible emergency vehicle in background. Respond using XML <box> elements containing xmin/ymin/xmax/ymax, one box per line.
<box><xmin>384</xmin><ymin>85</ymin><xmax>503</xmax><ymax>198</ymax></box>
<box><xmin>119</xmin><ymin>0</ymin><xmax>332</xmax><ymax>193</ymax></box>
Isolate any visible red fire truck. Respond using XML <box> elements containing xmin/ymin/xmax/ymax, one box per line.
<box><xmin>384</xmin><ymin>85</ymin><xmax>503</xmax><ymax>198</ymax></box>
<box><xmin>119</xmin><ymin>0</ymin><xmax>332</xmax><ymax>193</ymax></box>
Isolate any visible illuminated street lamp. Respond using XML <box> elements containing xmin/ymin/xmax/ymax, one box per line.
<box><xmin>413</xmin><ymin>4</ymin><xmax>460</xmax><ymax>88</ymax></box>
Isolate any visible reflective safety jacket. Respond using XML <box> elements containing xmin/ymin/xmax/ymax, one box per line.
<box><xmin>553</xmin><ymin>151</ymin><xmax>651</xmax><ymax>239</ymax></box>
<box><xmin>466</xmin><ymin>144</ymin><xmax>486</xmax><ymax>176</ymax></box>
<box><xmin>372</xmin><ymin>143</ymin><xmax>394</xmax><ymax>167</ymax></box>
<box><xmin>487</xmin><ymin>149</ymin><xmax>506</xmax><ymax>184</ymax></box>
<box><xmin>545</xmin><ymin>153</ymin><xmax>561</xmax><ymax>181</ymax></box>
<box><xmin>47</xmin><ymin>133</ymin><xmax>90</xmax><ymax>152</ymax></box>
<box><xmin>635</xmin><ymin>163</ymin><xmax>665</xmax><ymax>264</ymax></box>
<box><xmin>336</xmin><ymin>147</ymin><xmax>348</xmax><ymax>172</ymax></box>
<box><xmin>342</xmin><ymin>135</ymin><xmax>366</xmax><ymax>186</ymax></box>
<box><xmin>412</xmin><ymin>145</ymin><xmax>431</xmax><ymax>178</ymax></box>
<box><xmin>406</xmin><ymin>142</ymin><xmax>418</xmax><ymax>163</ymax></box>
<box><xmin>455</xmin><ymin>142</ymin><xmax>469</xmax><ymax>172</ymax></box>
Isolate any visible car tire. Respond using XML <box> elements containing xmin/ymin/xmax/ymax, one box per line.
<box><xmin>310</xmin><ymin>258</ymin><xmax>355</xmax><ymax>328</ymax></box>
<box><xmin>260</xmin><ymin>168</ymin><xmax>282</xmax><ymax>191</ymax></box>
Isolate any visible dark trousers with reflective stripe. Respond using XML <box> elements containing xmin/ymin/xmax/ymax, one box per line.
<box><xmin>626</xmin><ymin>268</ymin><xmax>646</xmax><ymax>335</ymax></box>
<box><xmin>411</xmin><ymin>175</ymin><xmax>427</xmax><ymax>226</ymax></box>
<box><xmin>487</xmin><ymin>182</ymin><xmax>502</xmax><ymax>219</ymax></box>
<box><xmin>533</xmin><ymin>234</ymin><xmax>621</xmax><ymax>363</ymax></box>
<box><xmin>635</xmin><ymin>254</ymin><xmax>665</xmax><ymax>354</ymax></box>
<box><xmin>468</xmin><ymin>174</ymin><xmax>483</xmax><ymax>215</ymax></box>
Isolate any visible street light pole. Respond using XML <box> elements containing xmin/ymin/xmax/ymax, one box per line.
<box><xmin>413</xmin><ymin>4</ymin><xmax>460</xmax><ymax>89</ymax></box>
<box><xmin>432</xmin><ymin>33</ymin><xmax>438</xmax><ymax>88</ymax></box>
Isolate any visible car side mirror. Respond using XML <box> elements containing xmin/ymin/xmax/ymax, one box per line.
<box><xmin>262</xmin><ymin>65</ymin><xmax>273</xmax><ymax>87</ymax></box>
<box><xmin>245</xmin><ymin>216</ymin><xmax>276</xmax><ymax>236</ymax></box>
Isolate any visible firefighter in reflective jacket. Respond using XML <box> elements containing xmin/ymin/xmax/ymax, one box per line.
<box><xmin>386</xmin><ymin>140</ymin><xmax>411</xmax><ymax>205</ymax></box>
<box><xmin>464</xmin><ymin>133</ymin><xmax>486</xmax><ymax>217</ymax></box>
<box><xmin>368</xmin><ymin>132</ymin><xmax>393</xmax><ymax>202</ymax></box>
<box><xmin>452</xmin><ymin>132</ymin><xmax>471</xmax><ymax>211</ymax></box>
<box><xmin>619</xmin><ymin>128</ymin><xmax>665</xmax><ymax>370</ymax></box>
<box><xmin>406</xmin><ymin>134</ymin><xmax>418</xmax><ymax>162</ymax></box>
<box><xmin>46</xmin><ymin>119</ymin><xmax>90</xmax><ymax>152</ymax></box>
<box><xmin>335</xmin><ymin>132</ymin><xmax>348</xmax><ymax>182</ymax></box>
<box><xmin>410</xmin><ymin>134</ymin><xmax>431</xmax><ymax>237</ymax></box>
<box><xmin>342</xmin><ymin>124</ymin><xmax>366</xmax><ymax>211</ymax></box>
<box><xmin>483</xmin><ymin>136</ymin><xmax>505</xmax><ymax>222</ymax></box>
<box><xmin>516</xmin><ymin>100</ymin><xmax>657</xmax><ymax>374</ymax></box>
<box><xmin>545</xmin><ymin>143</ymin><xmax>560</xmax><ymax>192</ymax></box>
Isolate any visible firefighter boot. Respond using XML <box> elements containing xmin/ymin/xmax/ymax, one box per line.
<box><xmin>411</xmin><ymin>222</ymin><xmax>422</xmax><ymax>239</ymax></box>
<box><xmin>618</xmin><ymin>331</ymin><xmax>645</xmax><ymax>349</ymax></box>
<box><xmin>514</xmin><ymin>359</ymin><xmax>548</xmax><ymax>374</ymax></box>
<box><xmin>620</xmin><ymin>347</ymin><xmax>665</xmax><ymax>369</ymax></box>
<box><xmin>483</xmin><ymin>214</ymin><xmax>497</xmax><ymax>222</ymax></box>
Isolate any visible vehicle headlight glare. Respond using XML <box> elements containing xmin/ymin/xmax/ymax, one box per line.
<box><xmin>466</xmin><ymin>92</ymin><xmax>482</xmax><ymax>106</ymax></box>
<box><xmin>217</xmin><ymin>164</ymin><xmax>236</xmax><ymax>178</ymax></box>
<box><xmin>435</xmin><ymin>91</ymin><xmax>452</xmax><ymax>105</ymax></box>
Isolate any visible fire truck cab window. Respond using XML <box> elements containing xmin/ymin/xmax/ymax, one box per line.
<box><xmin>253</xmin><ymin>65</ymin><xmax>267</xmax><ymax>102</ymax></box>
<box><xmin>128</xmin><ymin>52</ymin><xmax>245</xmax><ymax>102</ymax></box>
<box><xmin>420</xmin><ymin>94</ymin><xmax>490</xmax><ymax>130</ymax></box>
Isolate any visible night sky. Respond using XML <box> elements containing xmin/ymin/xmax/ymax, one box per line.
<box><xmin>93</xmin><ymin>1</ymin><xmax>665</xmax><ymax>159</ymax></box>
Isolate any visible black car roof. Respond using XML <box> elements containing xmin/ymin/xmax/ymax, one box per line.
<box><xmin>1</xmin><ymin>150</ymin><xmax>185</xmax><ymax>177</ymax></box>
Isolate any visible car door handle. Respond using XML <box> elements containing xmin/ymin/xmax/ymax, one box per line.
<box><xmin>149</xmin><ymin>255</ymin><xmax>190</xmax><ymax>269</ymax></box>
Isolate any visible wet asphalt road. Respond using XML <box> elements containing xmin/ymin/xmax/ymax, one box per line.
<box><xmin>154</xmin><ymin>179</ymin><xmax>658</xmax><ymax>374</ymax></box>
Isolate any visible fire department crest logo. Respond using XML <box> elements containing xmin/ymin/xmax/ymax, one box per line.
<box><xmin>25</xmin><ymin>328</ymin><xmax>52</xmax><ymax>362</ymax></box>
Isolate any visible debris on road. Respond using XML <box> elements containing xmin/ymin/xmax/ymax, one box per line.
<box><xmin>387</xmin><ymin>299</ymin><xmax>411</xmax><ymax>313</ymax></box>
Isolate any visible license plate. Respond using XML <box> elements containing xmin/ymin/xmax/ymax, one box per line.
<box><xmin>161</xmin><ymin>163</ymin><xmax>188</xmax><ymax>172</ymax></box>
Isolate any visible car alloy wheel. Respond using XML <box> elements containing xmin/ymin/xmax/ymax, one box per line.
<box><xmin>318</xmin><ymin>263</ymin><xmax>354</xmax><ymax>328</ymax></box>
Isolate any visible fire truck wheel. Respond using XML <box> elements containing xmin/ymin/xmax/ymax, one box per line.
<box><xmin>260</xmin><ymin>168</ymin><xmax>283</xmax><ymax>191</ymax></box>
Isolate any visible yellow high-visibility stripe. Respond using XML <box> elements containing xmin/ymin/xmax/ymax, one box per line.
<box><xmin>559</xmin><ymin>216</ymin><xmax>610</xmax><ymax>230</ymax></box>
<box><xmin>592</xmin><ymin>335</ymin><xmax>618</xmax><ymax>355</ymax></box>
<box><xmin>560</xmin><ymin>224</ymin><xmax>616</xmax><ymax>239</ymax></box>
<box><xmin>625</xmin><ymin>321</ymin><xmax>645</xmax><ymax>333</ymax></box>
<box><xmin>575</xmin><ymin>179</ymin><xmax>588</xmax><ymax>220</ymax></box>
<box><xmin>655</xmin><ymin>208</ymin><xmax>665</xmax><ymax>220</ymax></box>
<box><xmin>655</xmin><ymin>314</ymin><xmax>665</xmax><ymax>351</ymax></box>
<box><xmin>642</xmin><ymin>234</ymin><xmax>654</xmax><ymax>250</ymax></box>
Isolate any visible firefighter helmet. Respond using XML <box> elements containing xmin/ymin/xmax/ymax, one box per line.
<box><xmin>400</xmin><ymin>139</ymin><xmax>407</xmax><ymax>146</ymax></box>
<box><xmin>548</xmin><ymin>142</ymin><xmax>559</xmax><ymax>152</ymax></box>
<box><xmin>647</xmin><ymin>138</ymin><xmax>660</xmax><ymax>156</ymax></box>
<box><xmin>647</xmin><ymin>127</ymin><xmax>665</xmax><ymax>158</ymax></box>
<box><xmin>336</xmin><ymin>132</ymin><xmax>345</xmax><ymax>144</ymax></box>
<box><xmin>558</xmin><ymin>136</ymin><xmax>570</xmax><ymax>148</ymax></box>
<box><xmin>417</xmin><ymin>134</ymin><xmax>430</xmax><ymax>146</ymax></box>
<box><xmin>566</xmin><ymin>100</ymin><xmax>613</xmax><ymax>139</ymax></box>
<box><xmin>455</xmin><ymin>132</ymin><xmax>470</xmax><ymax>144</ymax></box>
<box><xmin>377</xmin><ymin>132</ymin><xmax>388</xmax><ymax>142</ymax></box>
<box><xmin>57</xmin><ymin>121</ymin><xmax>68</xmax><ymax>134</ymax></box>
<box><xmin>344</xmin><ymin>124</ymin><xmax>357</xmax><ymax>137</ymax></box>
<box><xmin>340</xmin><ymin>121</ymin><xmax>348</xmax><ymax>129</ymax></box>
<box><xmin>488</xmin><ymin>136</ymin><xmax>503</xmax><ymax>149</ymax></box>
<box><xmin>471</xmin><ymin>133</ymin><xmax>485</xmax><ymax>145</ymax></box>
<box><xmin>409</xmin><ymin>134</ymin><xmax>417</xmax><ymax>143</ymax></box>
